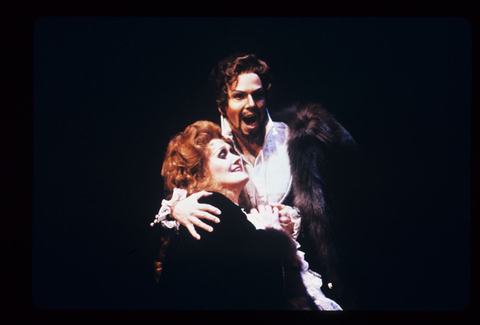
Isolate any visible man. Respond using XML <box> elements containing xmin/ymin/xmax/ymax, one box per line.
<box><xmin>155</xmin><ymin>53</ymin><xmax>298</xmax><ymax>239</ymax></box>
<box><xmin>153</xmin><ymin>53</ymin><xmax>356</xmax><ymax>309</ymax></box>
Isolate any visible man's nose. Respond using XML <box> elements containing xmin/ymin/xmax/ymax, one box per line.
<box><xmin>246</xmin><ymin>94</ymin><xmax>255</xmax><ymax>107</ymax></box>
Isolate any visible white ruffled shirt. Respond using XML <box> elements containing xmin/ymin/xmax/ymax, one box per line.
<box><xmin>221</xmin><ymin>109</ymin><xmax>302</xmax><ymax>239</ymax></box>
<box><xmin>221</xmin><ymin>109</ymin><xmax>292</xmax><ymax>207</ymax></box>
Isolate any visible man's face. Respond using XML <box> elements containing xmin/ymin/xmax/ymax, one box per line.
<box><xmin>223</xmin><ymin>73</ymin><xmax>267</xmax><ymax>138</ymax></box>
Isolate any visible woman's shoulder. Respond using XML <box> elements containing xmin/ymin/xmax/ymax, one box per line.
<box><xmin>197</xmin><ymin>192</ymin><xmax>255</xmax><ymax>232</ymax></box>
<box><xmin>198</xmin><ymin>192</ymin><xmax>241</xmax><ymax>213</ymax></box>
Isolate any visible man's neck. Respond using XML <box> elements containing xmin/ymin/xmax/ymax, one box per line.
<box><xmin>233</xmin><ymin>129</ymin><xmax>265</xmax><ymax>165</ymax></box>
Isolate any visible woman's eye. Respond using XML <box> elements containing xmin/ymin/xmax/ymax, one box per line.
<box><xmin>219</xmin><ymin>149</ymin><xmax>227</xmax><ymax>159</ymax></box>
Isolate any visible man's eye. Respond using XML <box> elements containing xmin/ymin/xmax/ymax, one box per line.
<box><xmin>234</xmin><ymin>93</ymin><xmax>245</xmax><ymax>100</ymax></box>
<box><xmin>253</xmin><ymin>91</ymin><xmax>265</xmax><ymax>101</ymax></box>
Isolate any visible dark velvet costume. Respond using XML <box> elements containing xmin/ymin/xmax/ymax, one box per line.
<box><xmin>157</xmin><ymin>192</ymin><xmax>316</xmax><ymax>310</ymax></box>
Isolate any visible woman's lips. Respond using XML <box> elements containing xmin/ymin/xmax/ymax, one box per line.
<box><xmin>230</xmin><ymin>164</ymin><xmax>243</xmax><ymax>172</ymax></box>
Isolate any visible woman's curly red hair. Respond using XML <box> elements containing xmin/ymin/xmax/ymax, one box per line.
<box><xmin>161</xmin><ymin>120</ymin><xmax>226</xmax><ymax>198</ymax></box>
<box><xmin>156</xmin><ymin>120</ymin><xmax>244</xmax><ymax>283</ymax></box>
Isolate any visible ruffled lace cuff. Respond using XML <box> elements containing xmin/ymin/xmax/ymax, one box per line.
<box><xmin>150</xmin><ymin>188</ymin><xmax>187</xmax><ymax>231</ymax></box>
<box><xmin>290</xmin><ymin>206</ymin><xmax>301</xmax><ymax>240</ymax></box>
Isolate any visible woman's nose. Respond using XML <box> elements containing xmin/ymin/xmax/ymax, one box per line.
<box><xmin>231</xmin><ymin>154</ymin><xmax>241</xmax><ymax>163</ymax></box>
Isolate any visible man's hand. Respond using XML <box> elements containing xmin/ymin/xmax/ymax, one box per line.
<box><xmin>171</xmin><ymin>191</ymin><xmax>221</xmax><ymax>240</ymax></box>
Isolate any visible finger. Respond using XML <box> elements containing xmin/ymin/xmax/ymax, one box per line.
<box><xmin>279</xmin><ymin>216</ymin><xmax>291</xmax><ymax>223</ymax></box>
<box><xmin>176</xmin><ymin>216</ymin><xmax>194</xmax><ymax>228</ymax></box>
<box><xmin>198</xmin><ymin>203</ymin><xmax>222</xmax><ymax>217</ymax></box>
<box><xmin>264</xmin><ymin>205</ymin><xmax>273</xmax><ymax>214</ymax></box>
<box><xmin>196</xmin><ymin>191</ymin><xmax>213</xmax><ymax>199</ymax></box>
<box><xmin>185</xmin><ymin>224</ymin><xmax>201</xmax><ymax>240</ymax></box>
<box><xmin>194</xmin><ymin>211</ymin><xmax>220</xmax><ymax>224</ymax></box>
<box><xmin>250</xmin><ymin>208</ymin><xmax>259</xmax><ymax>214</ymax></box>
<box><xmin>190</xmin><ymin>217</ymin><xmax>214</xmax><ymax>232</ymax></box>
<box><xmin>257</xmin><ymin>205</ymin><xmax>265</xmax><ymax>214</ymax></box>
<box><xmin>273</xmin><ymin>206</ymin><xmax>279</xmax><ymax>217</ymax></box>
<box><xmin>270</xmin><ymin>203</ymin><xmax>285</xmax><ymax>210</ymax></box>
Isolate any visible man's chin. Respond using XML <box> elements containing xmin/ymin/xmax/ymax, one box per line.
<box><xmin>242</xmin><ymin>126</ymin><xmax>260</xmax><ymax>137</ymax></box>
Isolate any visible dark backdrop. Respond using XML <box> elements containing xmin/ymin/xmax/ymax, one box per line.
<box><xmin>31</xmin><ymin>18</ymin><xmax>471</xmax><ymax>310</ymax></box>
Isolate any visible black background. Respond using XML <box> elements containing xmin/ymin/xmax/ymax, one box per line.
<box><xmin>27</xmin><ymin>17</ymin><xmax>471</xmax><ymax>311</ymax></box>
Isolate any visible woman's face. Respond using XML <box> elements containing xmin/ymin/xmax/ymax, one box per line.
<box><xmin>207</xmin><ymin>139</ymin><xmax>249</xmax><ymax>190</ymax></box>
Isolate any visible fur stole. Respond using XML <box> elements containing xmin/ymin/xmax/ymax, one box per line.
<box><xmin>278</xmin><ymin>102</ymin><xmax>357</xmax><ymax>282</ymax></box>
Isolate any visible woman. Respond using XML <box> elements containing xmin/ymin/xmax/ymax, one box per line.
<box><xmin>153</xmin><ymin>120</ymin><xmax>317</xmax><ymax>310</ymax></box>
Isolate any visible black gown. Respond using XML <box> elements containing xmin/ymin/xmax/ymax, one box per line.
<box><xmin>156</xmin><ymin>192</ymin><xmax>316</xmax><ymax>310</ymax></box>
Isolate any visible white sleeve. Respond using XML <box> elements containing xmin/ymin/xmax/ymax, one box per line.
<box><xmin>150</xmin><ymin>188</ymin><xmax>187</xmax><ymax>231</ymax></box>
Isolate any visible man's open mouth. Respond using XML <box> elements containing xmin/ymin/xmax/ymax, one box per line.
<box><xmin>242</xmin><ymin>114</ymin><xmax>257</xmax><ymax>126</ymax></box>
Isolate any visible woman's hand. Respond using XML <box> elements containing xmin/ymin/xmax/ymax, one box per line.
<box><xmin>270</xmin><ymin>204</ymin><xmax>295</xmax><ymax>236</ymax></box>
<box><xmin>171</xmin><ymin>191</ymin><xmax>221</xmax><ymax>240</ymax></box>
<box><xmin>247</xmin><ymin>205</ymin><xmax>281</xmax><ymax>230</ymax></box>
